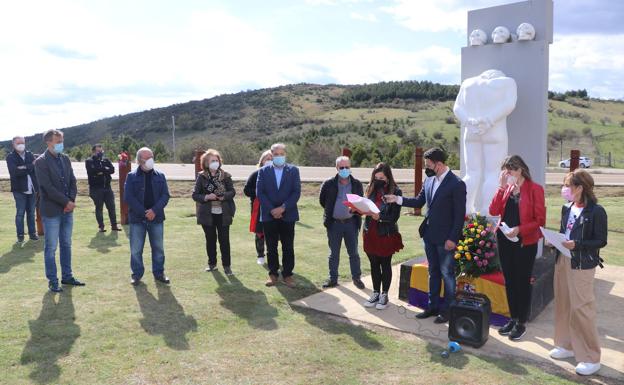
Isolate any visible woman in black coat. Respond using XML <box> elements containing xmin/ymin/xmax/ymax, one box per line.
<box><xmin>243</xmin><ymin>150</ymin><xmax>273</xmax><ymax>265</ymax></box>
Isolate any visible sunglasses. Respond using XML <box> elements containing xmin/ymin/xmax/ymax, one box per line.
<box><xmin>338</xmin><ymin>166</ymin><xmax>350</xmax><ymax>170</ymax></box>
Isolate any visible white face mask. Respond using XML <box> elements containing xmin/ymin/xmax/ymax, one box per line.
<box><xmin>143</xmin><ymin>158</ymin><xmax>155</xmax><ymax>171</ymax></box>
<box><xmin>264</xmin><ymin>160</ymin><xmax>273</xmax><ymax>167</ymax></box>
<box><xmin>209</xmin><ymin>161</ymin><xmax>220</xmax><ymax>171</ymax></box>
<box><xmin>15</xmin><ymin>144</ymin><xmax>25</xmax><ymax>152</ymax></box>
<box><xmin>506</xmin><ymin>175</ymin><xmax>517</xmax><ymax>185</ymax></box>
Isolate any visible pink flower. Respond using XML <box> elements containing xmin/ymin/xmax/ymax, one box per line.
<box><xmin>477</xmin><ymin>261</ymin><xmax>483</xmax><ymax>267</ymax></box>
<box><xmin>476</xmin><ymin>249</ymin><xmax>482</xmax><ymax>254</ymax></box>
<box><xmin>480</xmin><ymin>231</ymin><xmax>487</xmax><ymax>236</ymax></box>
<box><xmin>479</xmin><ymin>240</ymin><xmax>485</xmax><ymax>247</ymax></box>
<box><xmin>474</xmin><ymin>256</ymin><xmax>479</xmax><ymax>261</ymax></box>
<box><xmin>483</xmin><ymin>259</ymin><xmax>489</xmax><ymax>266</ymax></box>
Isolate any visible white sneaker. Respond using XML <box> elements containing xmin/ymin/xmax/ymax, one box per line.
<box><xmin>363</xmin><ymin>292</ymin><xmax>380</xmax><ymax>308</ymax></box>
<box><xmin>257</xmin><ymin>257</ymin><xmax>265</xmax><ymax>265</ymax></box>
<box><xmin>575</xmin><ymin>362</ymin><xmax>601</xmax><ymax>376</ymax></box>
<box><xmin>549</xmin><ymin>347</ymin><xmax>575</xmax><ymax>360</ymax></box>
<box><xmin>376</xmin><ymin>293</ymin><xmax>389</xmax><ymax>310</ymax></box>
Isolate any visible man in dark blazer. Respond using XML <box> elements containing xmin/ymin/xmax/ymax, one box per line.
<box><xmin>6</xmin><ymin>136</ymin><xmax>39</xmax><ymax>243</ymax></box>
<box><xmin>34</xmin><ymin>129</ymin><xmax>85</xmax><ymax>293</ymax></box>
<box><xmin>319</xmin><ymin>156</ymin><xmax>365</xmax><ymax>289</ymax></box>
<box><xmin>256</xmin><ymin>143</ymin><xmax>301</xmax><ymax>288</ymax></box>
<box><xmin>385</xmin><ymin>148</ymin><xmax>466</xmax><ymax>323</ymax></box>
<box><xmin>85</xmin><ymin>144</ymin><xmax>121</xmax><ymax>232</ymax></box>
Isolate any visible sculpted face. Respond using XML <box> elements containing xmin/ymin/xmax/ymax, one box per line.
<box><xmin>469</xmin><ymin>29</ymin><xmax>487</xmax><ymax>46</ymax></box>
<box><xmin>517</xmin><ymin>22</ymin><xmax>536</xmax><ymax>41</ymax></box>
<box><xmin>492</xmin><ymin>26</ymin><xmax>510</xmax><ymax>44</ymax></box>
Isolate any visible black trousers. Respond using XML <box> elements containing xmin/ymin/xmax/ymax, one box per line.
<box><xmin>367</xmin><ymin>253</ymin><xmax>393</xmax><ymax>293</ymax></box>
<box><xmin>89</xmin><ymin>187</ymin><xmax>117</xmax><ymax>228</ymax></box>
<box><xmin>263</xmin><ymin>219</ymin><xmax>295</xmax><ymax>278</ymax></box>
<box><xmin>202</xmin><ymin>214</ymin><xmax>231</xmax><ymax>267</ymax></box>
<box><xmin>255</xmin><ymin>233</ymin><xmax>265</xmax><ymax>258</ymax></box>
<box><xmin>497</xmin><ymin>232</ymin><xmax>537</xmax><ymax>324</ymax></box>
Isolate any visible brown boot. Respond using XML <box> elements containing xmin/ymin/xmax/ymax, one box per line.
<box><xmin>283</xmin><ymin>276</ymin><xmax>296</xmax><ymax>288</ymax></box>
<box><xmin>265</xmin><ymin>275</ymin><xmax>278</xmax><ymax>287</ymax></box>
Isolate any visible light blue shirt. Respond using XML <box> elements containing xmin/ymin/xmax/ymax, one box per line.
<box><xmin>273</xmin><ymin>166</ymin><xmax>284</xmax><ymax>189</ymax></box>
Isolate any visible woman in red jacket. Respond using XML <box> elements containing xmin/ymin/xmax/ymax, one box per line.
<box><xmin>489</xmin><ymin>155</ymin><xmax>545</xmax><ymax>341</ymax></box>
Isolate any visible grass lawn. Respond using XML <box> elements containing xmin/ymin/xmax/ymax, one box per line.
<box><xmin>0</xmin><ymin>181</ymin><xmax>621</xmax><ymax>385</ymax></box>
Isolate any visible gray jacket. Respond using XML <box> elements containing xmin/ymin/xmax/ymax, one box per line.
<box><xmin>34</xmin><ymin>150</ymin><xmax>77</xmax><ymax>217</ymax></box>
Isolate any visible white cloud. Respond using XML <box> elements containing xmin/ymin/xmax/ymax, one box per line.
<box><xmin>381</xmin><ymin>0</ymin><xmax>469</xmax><ymax>33</ymax></box>
<box><xmin>350</xmin><ymin>12</ymin><xmax>378</xmax><ymax>23</ymax></box>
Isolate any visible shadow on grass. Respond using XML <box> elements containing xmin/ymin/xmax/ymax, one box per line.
<box><xmin>133</xmin><ymin>283</ymin><xmax>198</xmax><ymax>350</ymax></box>
<box><xmin>213</xmin><ymin>271</ymin><xmax>279</xmax><ymax>330</ymax></box>
<box><xmin>20</xmin><ymin>288</ymin><xmax>80</xmax><ymax>384</ymax></box>
<box><xmin>87</xmin><ymin>230</ymin><xmax>120</xmax><ymax>254</ymax></box>
<box><xmin>0</xmin><ymin>240</ymin><xmax>43</xmax><ymax>275</ymax></box>
<box><xmin>277</xmin><ymin>273</ymin><xmax>383</xmax><ymax>351</ymax></box>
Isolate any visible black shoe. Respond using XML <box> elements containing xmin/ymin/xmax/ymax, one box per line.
<box><xmin>352</xmin><ymin>278</ymin><xmax>365</xmax><ymax>290</ymax></box>
<box><xmin>49</xmin><ymin>282</ymin><xmax>63</xmax><ymax>292</ymax></box>
<box><xmin>205</xmin><ymin>264</ymin><xmax>218</xmax><ymax>272</ymax></box>
<box><xmin>99</xmin><ymin>227</ymin><xmax>107</xmax><ymax>233</ymax></box>
<box><xmin>61</xmin><ymin>277</ymin><xmax>86</xmax><ymax>286</ymax></box>
<box><xmin>17</xmin><ymin>236</ymin><xmax>25</xmax><ymax>243</ymax></box>
<box><xmin>434</xmin><ymin>313</ymin><xmax>449</xmax><ymax>324</ymax></box>
<box><xmin>509</xmin><ymin>323</ymin><xmax>527</xmax><ymax>341</ymax></box>
<box><xmin>131</xmin><ymin>276</ymin><xmax>142</xmax><ymax>286</ymax></box>
<box><xmin>322</xmin><ymin>279</ymin><xmax>338</xmax><ymax>288</ymax></box>
<box><xmin>415</xmin><ymin>308</ymin><xmax>439</xmax><ymax>319</ymax></box>
<box><xmin>29</xmin><ymin>234</ymin><xmax>39</xmax><ymax>241</ymax></box>
<box><xmin>224</xmin><ymin>266</ymin><xmax>234</xmax><ymax>276</ymax></box>
<box><xmin>111</xmin><ymin>226</ymin><xmax>122</xmax><ymax>231</ymax></box>
<box><xmin>155</xmin><ymin>275</ymin><xmax>170</xmax><ymax>284</ymax></box>
<box><xmin>498</xmin><ymin>320</ymin><xmax>517</xmax><ymax>336</ymax></box>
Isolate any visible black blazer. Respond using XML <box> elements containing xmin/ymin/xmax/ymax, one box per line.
<box><xmin>6</xmin><ymin>150</ymin><xmax>38</xmax><ymax>193</ymax></box>
<box><xmin>243</xmin><ymin>169</ymin><xmax>260</xmax><ymax>205</ymax></box>
<box><xmin>364</xmin><ymin>187</ymin><xmax>402</xmax><ymax>237</ymax></box>
<box><xmin>319</xmin><ymin>174</ymin><xmax>364</xmax><ymax>228</ymax></box>
<box><xmin>558</xmin><ymin>202</ymin><xmax>607</xmax><ymax>269</ymax></box>
<box><xmin>34</xmin><ymin>150</ymin><xmax>77</xmax><ymax>217</ymax></box>
<box><xmin>85</xmin><ymin>156</ymin><xmax>115</xmax><ymax>189</ymax></box>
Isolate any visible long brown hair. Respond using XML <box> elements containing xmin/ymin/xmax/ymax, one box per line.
<box><xmin>501</xmin><ymin>155</ymin><xmax>532</xmax><ymax>181</ymax></box>
<box><xmin>564</xmin><ymin>169</ymin><xmax>597</xmax><ymax>205</ymax></box>
<box><xmin>365</xmin><ymin>162</ymin><xmax>397</xmax><ymax>197</ymax></box>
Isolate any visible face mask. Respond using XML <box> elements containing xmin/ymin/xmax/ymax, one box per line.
<box><xmin>561</xmin><ymin>186</ymin><xmax>574</xmax><ymax>202</ymax></box>
<box><xmin>53</xmin><ymin>143</ymin><xmax>64</xmax><ymax>154</ymax></box>
<box><xmin>273</xmin><ymin>156</ymin><xmax>286</xmax><ymax>167</ymax></box>
<box><xmin>373</xmin><ymin>179</ymin><xmax>386</xmax><ymax>189</ymax></box>
<box><xmin>15</xmin><ymin>144</ymin><xmax>25</xmax><ymax>152</ymax></box>
<box><xmin>209</xmin><ymin>161</ymin><xmax>220</xmax><ymax>171</ymax></box>
<box><xmin>264</xmin><ymin>160</ymin><xmax>273</xmax><ymax>167</ymax></box>
<box><xmin>506</xmin><ymin>175</ymin><xmax>517</xmax><ymax>185</ymax></box>
<box><xmin>338</xmin><ymin>168</ymin><xmax>351</xmax><ymax>179</ymax></box>
<box><xmin>144</xmin><ymin>158</ymin><xmax>155</xmax><ymax>171</ymax></box>
<box><xmin>424</xmin><ymin>167</ymin><xmax>436</xmax><ymax>178</ymax></box>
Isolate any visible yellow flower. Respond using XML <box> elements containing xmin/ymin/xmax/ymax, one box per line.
<box><xmin>476</xmin><ymin>235</ymin><xmax>480</xmax><ymax>239</ymax></box>
<box><xmin>454</xmin><ymin>253</ymin><xmax>461</xmax><ymax>259</ymax></box>
<box><xmin>457</xmin><ymin>246</ymin><xmax>464</xmax><ymax>251</ymax></box>
<box><xmin>465</xmin><ymin>253</ymin><xmax>472</xmax><ymax>260</ymax></box>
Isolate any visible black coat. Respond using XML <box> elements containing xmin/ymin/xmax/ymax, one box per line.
<box><xmin>558</xmin><ymin>202</ymin><xmax>607</xmax><ymax>269</ymax></box>
<box><xmin>85</xmin><ymin>155</ymin><xmax>115</xmax><ymax>189</ymax></box>
<box><xmin>364</xmin><ymin>187</ymin><xmax>402</xmax><ymax>237</ymax></box>
<box><xmin>192</xmin><ymin>170</ymin><xmax>236</xmax><ymax>226</ymax></box>
<box><xmin>319</xmin><ymin>174</ymin><xmax>364</xmax><ymax>229</ymax></box>
<box><xmin>6</xmin><ymin>150</ymin><xmax>38</xmax><ymax>193</ymax></box>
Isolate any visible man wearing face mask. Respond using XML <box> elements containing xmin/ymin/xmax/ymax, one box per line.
<box><xmin>85</xmin><ymin>144</ymin><xmax>121</xmax><ymax>232</ymax></box>
<box><xmin>319</xmin><ymin>156</ymin><xmax>365</xmax><ymax>289</ymax></box>
<box><xmin>385</xmin><ymin>148</ymin><xmax>466</xmax><ymax>323</ymax></box>
<box><xmin>6</xmin><ymin>136</ymin><xmax>39</xmax><ymax>243</ymax></box>
<box><xmin>34</xmin><ymin>129</ymin><xmax>85</xmax><ymax>292</ymax></box>
<box><xmin>256</xmin><ymin>143</ymin><xmax>301</xmax><ymax>288</ymax></box>
<box><xmin>124</xmin><ymin>147</ymin><xmax>171</xmax><ymax>285</ymax></box>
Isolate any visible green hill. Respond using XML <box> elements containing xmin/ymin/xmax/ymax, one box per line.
<box><xmin>2</xmin><ymin>82</ymin><xmax>623</xmax><ymax>168</ymax></box>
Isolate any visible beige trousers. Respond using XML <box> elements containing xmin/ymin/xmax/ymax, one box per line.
<box><xmin>553</xmin><ymin>255</ymin><xmax>601</xmax><ymax>363</ymax></box>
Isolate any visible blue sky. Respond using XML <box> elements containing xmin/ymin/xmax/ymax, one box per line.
<box><xmin>1</xmin><ymin>0</ymin><xmax>623</xmax><ymax>140</ymax></box>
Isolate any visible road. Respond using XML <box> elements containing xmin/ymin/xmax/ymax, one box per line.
<box><xmin>1</xmin><ymin>161</ymin><xmax>622</xmax><ymax>185</ymax></box>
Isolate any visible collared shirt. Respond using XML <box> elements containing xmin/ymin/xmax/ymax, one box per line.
<box><xmin>274</xmin><ymin>166</ymin><xmax>284</xmax><ymax>189</ymax></box>
<box><xmin>332</xmin><ymin>179</ymin><xmax>352</xmax><ymax>220</ymax></box>
<box><xmin>431</xmin><ymin>166</ymin><xmax>450</xmax><ymax>199</ymax></box>
<box><xmin>18</xmin><ymin>152</ymin><xmax>34</xmax><ymax>194</ymax></box>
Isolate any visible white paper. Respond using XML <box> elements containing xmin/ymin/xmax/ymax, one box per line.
<box><xmin>345</xmin><ymin>194</ymin><xmax>380</xmax><ymax>214</ymax></box>
<box><xmin>540</xmin><ymin>227</ymin><xmax>572</xmax><ymax>258</ymax></box>
<box><xmin>500</xmin><ymin>222</ymin><xmax>519</xmax><ymax>242</ymax></box>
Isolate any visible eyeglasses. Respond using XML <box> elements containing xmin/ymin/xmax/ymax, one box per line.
<box><xmin>338</xmin><ymin>166</ymin><xmax>350</xmax><ymax>170</ymax></box>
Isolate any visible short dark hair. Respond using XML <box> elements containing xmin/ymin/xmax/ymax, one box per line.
<box><xmin>92</xmin><ymin>144</ymin><xmax>102</xmax><ymax>152</ymax></box>
<box><xmin>42</xmin><ymin>129</ymin><xmax>63</xmax><ymax>143</ymax></box>
<box><xmin>424</xmin><ymin>147</ymin><xmax>447</xmax><ymax>163</ymax></box>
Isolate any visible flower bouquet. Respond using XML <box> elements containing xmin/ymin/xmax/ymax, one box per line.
<box><xmin>454</xmin><ymin>213</ymin><xmax>499</xmax><ymax>279</ymax></box>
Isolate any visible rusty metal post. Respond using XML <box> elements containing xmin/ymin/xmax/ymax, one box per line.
<box><xmin>414</xmin><ymin>147</ymin><xmax>424</xmax><ymax>216</ymax></box>
<box><xmin>569</xmin><ymin>149</ymin><xmax>580</xmax><ymax>172</ymax></box>
<box><xmin>342</xmin><ymin>147</ymin><xmax>352</xmax><ymax>158</ymax></box>
<box><xmin>35</xmin><ymin>199</ymin><xmax>44</xmax><ymax>235</ymax></box>
<box><xmin>118</xmin><ymin>152</ymin><xmax>131</xmax><ymax>225</ymax></box>
<box><xmin>194</xmin><ymin>149</ymin><xmax>204</xmax><ymax>178</ymax></box>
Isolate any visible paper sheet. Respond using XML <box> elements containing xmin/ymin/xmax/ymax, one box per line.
<box><xmin>540</xmin><ymin>227</ymin><xmax>572</xmax><ymax>258</ymax></box>
<box><xmin>500</xmin><ymin>222</ymin><xmax>519</xmax><ymax>242</ymax></box>
<box><xmin>344</xmin><ymin>194</ymin><xmax>380</xmax><ymax>214</ymax></box>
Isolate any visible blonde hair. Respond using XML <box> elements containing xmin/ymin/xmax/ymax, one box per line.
<box><xmin>257</xmin><ymin>150</ymin><xmax>272</xmax><ymax>168</ymax></box>
<box><xmin>200</xmin><ymin>149</ymin><xmax>223</xmax><ymax>171</ymax></box>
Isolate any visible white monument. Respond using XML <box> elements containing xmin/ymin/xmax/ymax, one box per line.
<box><xmin>469</xmin><ymin>29</ymin><xmax>487</xmax><ymax>46</ymax></box>
<box><xmin>453</xmin><ymin>69</ymin><xmax>517</xmax><ymax>214</ymax></box>
<box><xmin>491</xmin><ymin>26</ymin><xmax>511</xmax><ymax>43</ymax></box>
<box><xmin>517</xmin><ymin>22</ymin><xmax>536</xmax><ymax>41</ymax></box>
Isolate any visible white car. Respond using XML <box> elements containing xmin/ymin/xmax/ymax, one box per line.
<box><xmin>559</xmin><ymin>157</ymin><xmax>592</xmax><ymax>168</ymax></box>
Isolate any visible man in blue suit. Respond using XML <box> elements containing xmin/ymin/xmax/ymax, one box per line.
<box><xmin>256</xmin><ymin>143</ymin><xmax>301</xmax><ymax>288</ymax></box>
<box><xmin>385</xmin><ymin>148</ymin><xmax>466</xmax><ymax>323</ymax></box>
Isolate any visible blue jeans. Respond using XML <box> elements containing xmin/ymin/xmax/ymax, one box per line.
<box><xmin>327</xmin><ymin>219</ymin><xmax>361</xmax><ymax>281</ymax></box>
<box><xmin>424</xmin><ymin>242</ymin><xmax>456</xmax><ymax>311</ymax></box>
<box><xmin>13</xmin><ymin>192</ymin><xmax>37</xmax><ymax>238</ymax></box>
<box><xmin>130</xmin><ymin>221</ymin><xmax>165</xmax><ymax>279</ymax></box>
<box><xmin>42</xmin><ymin>213</ymin><xmax>74</xmax><ymax>285</ymax></box>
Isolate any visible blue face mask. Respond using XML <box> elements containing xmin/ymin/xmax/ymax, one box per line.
<box><xmin>53</xmin><ymin>143</ymin><xmax>64</xmax><ymax>154</ymax></box>
<box><xmin>338</xmin><ymin>168</ymin><xmax>351</xmax><ymax>179</ymax></box>
<box><xmin>273</xmin><ymin>156</ymin><xmax>286</xmax><ymax>167</ymax></box>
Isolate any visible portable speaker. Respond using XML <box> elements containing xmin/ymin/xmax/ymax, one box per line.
<box><xmin>448</xmin><ymin>291</ymin><xmax>492</xmax><ymax>348</ymax></box>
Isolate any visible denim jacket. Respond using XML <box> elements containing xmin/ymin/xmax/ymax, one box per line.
<box><xmin>123</xmin><ymin>167</ymin><xmax>170</xmax><ymax>224</ymax></box>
